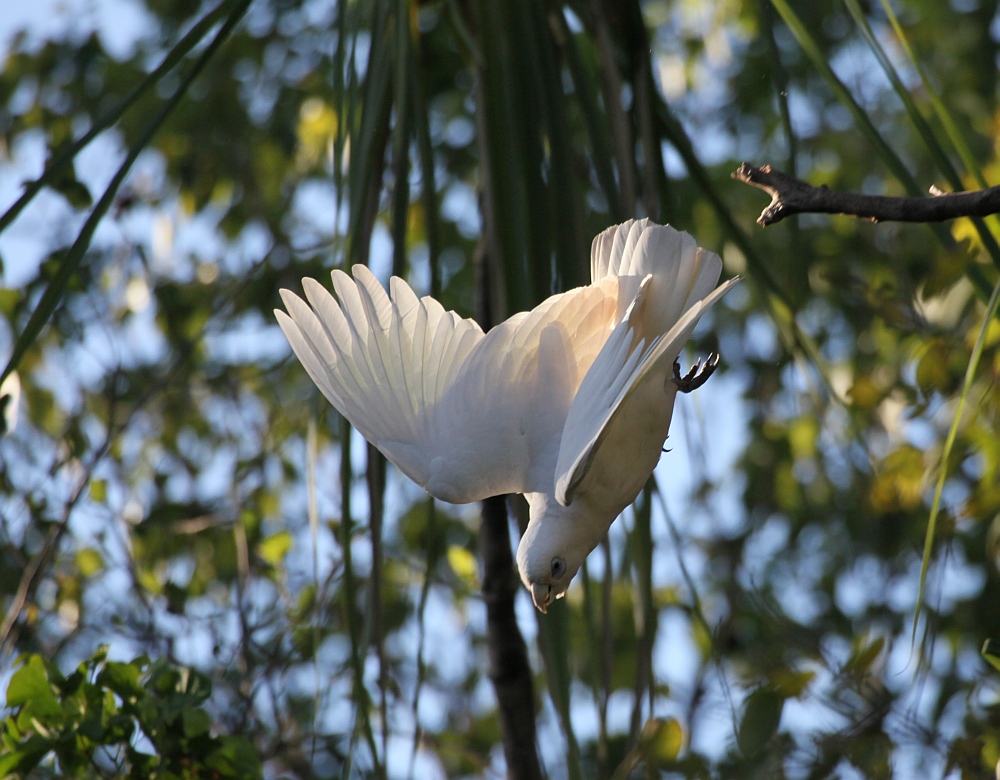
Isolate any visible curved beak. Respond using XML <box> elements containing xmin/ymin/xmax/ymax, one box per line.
<box><xmin>530</xmin><ymin>582</ymin><xmax>552</xmax><ymax>613</ymax></box>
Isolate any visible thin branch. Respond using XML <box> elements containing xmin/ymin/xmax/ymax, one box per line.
<box><xmin>474</xmin><ymin>232</ymin><xmax>543</xmax><ymax>780</ymax></box>
<box><xmin>407</xmin><ymin>498</ymin><xmax>437</xmax><ymax>780</ymax></box>
<box><xmin>479</xmin><ymin>496</ymin><xmax>544</xmax><ymax>780</ymax></box>
<box><xmin>599</xmin><ymin>538</ymin><xmax>613</xmax><ymax>772</ymax></box>
<box><xmin>366</xmin><ymin>441</ymin><xmax>389</xmax><ymax>762</ymax></box>
<box><xmin>733</xmin><ymin>162</ymin><xmax>1000</xmax><ymax>226</ymax></box>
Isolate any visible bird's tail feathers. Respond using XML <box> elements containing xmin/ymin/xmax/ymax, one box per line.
<box><xmin>590</xmin><ymin>219</ymin><xmax>725</xmax><ymax>338</ymax></box>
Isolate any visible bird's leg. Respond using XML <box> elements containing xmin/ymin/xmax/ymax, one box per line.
<box><xmin>673</xmin><ymin>353</ymin><xmax>720</xmax><ymax>393</ymax></box>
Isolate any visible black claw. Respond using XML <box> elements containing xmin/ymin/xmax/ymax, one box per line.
<box><xmin>673</xmin><ymin>352</ymin><xmax>721</xmax><ymax>393</ymax></box>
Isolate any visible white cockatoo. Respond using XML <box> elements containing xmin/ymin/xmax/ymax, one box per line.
<box><xmin>276</xmin><ymin>219</ymin><xmax>738</xmax><ymax>612</ymax></box>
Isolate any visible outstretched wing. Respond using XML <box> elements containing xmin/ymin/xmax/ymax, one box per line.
<box><xmin>555</xmin><ymin>223</ymin><xmax>738</xmax><ymax>506</ymax></box>
<box><xmin>276</xmin><ymin>266</ymin><xmax>617</xmax><ymax>504</ymax></box>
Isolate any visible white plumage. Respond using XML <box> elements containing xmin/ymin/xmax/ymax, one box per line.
<box><xmin>276</xmin><ymin>219</ymin><xmax>738</xmax><ymax>611</ymax></box>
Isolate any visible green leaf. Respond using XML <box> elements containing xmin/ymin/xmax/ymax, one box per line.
<box><xmin>737</xmin><ymin>686</ymin><xmax>784</xmax><ymax>756</ymax></box>
<box><xmin>204</xmin><ymin>735</ymin><xmax>263</xmax><ymax>778</ymax></box>
<box><xmin>982</xmin><ymin>639</ymin><xmax>1000</xmax><ymax>674</ymax></box>
<box><xmin>6</xmin><ymin>657</ymin><xmax>61</xmax><ymax>721</ymax></box>
<box><xmin>103</xmin><ymin>712</ymin><xmax>135</xmax><ymax>743</ymax></box>
<box><xmin>0</xmin><ymin>288</ymin><xmax>19</xmax><ymax>317</ymax></box>
<box><xmin>771</xmin><ymin>668</ymin><xmax>816</xmax><ymax>699</ymax></box>
<box><xmin>181</xmin><ymin>707</ymin><xmax>211</xmax><ymax>738</ymax></box>
<box><xmin>48</xmin><ymin>176</ymin><xmax>93</xmax><ymax>209</ymax></box>
<box><xmin>0</xmin><ymin>738</ymin><xmax>52</xmax><ymax>776</ymax></box>
<box><xmin>78</xmin><ymin>713</ymin><xmax>106</xmax><ymax>742</ymax></box>
<box><xmin>97</xmin><ymin>661</ymin><xmax>145</xmax><ymax>703</ymax></box>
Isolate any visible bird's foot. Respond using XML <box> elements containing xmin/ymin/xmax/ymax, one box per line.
<box><xmin>673</xmin><ymin>353</ymin><xmax>720</xmax><ymax>393</ymax></box>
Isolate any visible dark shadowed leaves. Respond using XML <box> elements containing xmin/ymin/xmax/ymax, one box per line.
<box><xmin>737</xmin><ymin>686</ymin><xmax>785</xmax><ymax>756</ymax></box>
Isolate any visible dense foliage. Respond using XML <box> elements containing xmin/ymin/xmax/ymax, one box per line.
<box><xmin>1</xmin><ymin>649</ymin><xmax>260</xmax><ymax>778</ymax></box>
<box><xmin>2</xmin><ymin>0</ymin><xmax>1000</xmax><ymax>777</ymax></box>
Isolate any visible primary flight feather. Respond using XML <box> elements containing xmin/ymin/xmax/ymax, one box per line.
<box><xmin>276</xmin><ymin>219</ymin><xmax>738</xmax><ymax>611</ymax></box>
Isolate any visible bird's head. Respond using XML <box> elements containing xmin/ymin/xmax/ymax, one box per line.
<box><xmin>515</xmin><ymin>493</ymin><xmax>594</xmax><ymax>613</ymax></box>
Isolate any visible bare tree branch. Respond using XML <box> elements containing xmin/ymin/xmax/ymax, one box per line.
<box><xmin>473</xmin><ymin>232</ymin><xmax>543</xmax><ymax>780</ymax></box>
<box><xmin>733</xmin><ymin>162</ymin><xmax>1000</xmax><ymax>226</ymax></box>
<box><xmin>479</xmin><ymin>496</ymin><xmax>544</xmax><ymax>780</ymax></box>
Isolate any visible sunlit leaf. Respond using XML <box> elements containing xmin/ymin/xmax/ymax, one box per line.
<box><xmin>76</xmin><ymin>548</ymin><xmax>104</xmax><ymax>577</ymax></box>
<box><xmin>446</xmin><ymin>545</ymin><xmax>477</xmax><ymax>588</ymax></box>
<box><xmin>982</xmin><ymin>639</ymin><xmax>1000</xmax><ymax>674</ymax></box>
<box><xmin>88</xmin><ymin>479</ymin><xmax>107</xmax><ymax>503</ymax></box>
<box><xmin>6</xmin><ymin>657</ymin><xmax>60</xmax><ymax>719</ymax></box>
<box><xmin>258</xmin><ymin>531</ymin><xmax>292</xmax><ymax>566</ymax></box>
<box><xmin>639</xmin><ymin>717</ymin><xmax>683</xmax><ymax>763</ymax></box>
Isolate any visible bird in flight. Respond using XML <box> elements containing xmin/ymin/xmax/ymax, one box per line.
<box><xmin>276</xmin><ymin>219</ymin><xmax>738</xmax><ymax>612</ymax></box>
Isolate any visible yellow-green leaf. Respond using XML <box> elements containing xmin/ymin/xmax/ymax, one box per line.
<box><xmin>76</xmin><ymin>548</ymin><xmax>104</xmax><ymax>578</ymax></box>
<box><xmin>771</xmin><ymin>668</ymin><xmax>816</xmax><ymax>699</ymax></box>
<box><xmin>639</xmin><ymin>717</ymin><xmax>683</xmax><ymax>764</ymax></box>
<box><xmin>789</xmin><ymin>417</ymin><xmax>818</xmax><ymax>460</ymax></box>
<box><xmin>258</xmin><ymin>531</ymin><xmax>292</xmax><ymax>565</ymax></box>
<box><xmin>982</xmin><ymin>639</ymin><xmax>1000</xmax><ymax>674</ymax></box>
<box><xmin>89</xmin><ymin>479</ymin><xmax>107</xmax><ymax>503</ymax></box>
<box><xmin>447</xmin><ymin>545</ymin><xmax>478</xmax><ymax>588</ymax></box>
<box><xmin>6</xmin><ymin>657</ymin><xmax>61</xmax><ymax>724</ymax></box>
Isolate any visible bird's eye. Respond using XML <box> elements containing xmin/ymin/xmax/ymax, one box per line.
<box><xmin>551</xmin><ymin>557</ymin><xmax>567</xmax><ymax>579</ymax></box>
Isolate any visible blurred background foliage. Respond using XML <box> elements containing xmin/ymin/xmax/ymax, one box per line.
<box><xmin>1</xmin><ymin>0</ymin><xmax>1000</xmax><ymax>776</ymax></box>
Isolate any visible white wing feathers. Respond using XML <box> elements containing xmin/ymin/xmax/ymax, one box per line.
<box><xmin>277</xmin><ymin>220</ymin><xmax>736</xmax><ymax>509</ymax></box>
<box><xmin>276</xmin><ymin>265</ymin><xmax>617</xmax><ymax>504</ymax></box>
<box><xmin>277</xmin><ymin>266</ymin><xmax>484</xmax><ymax>492</ymax></box>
